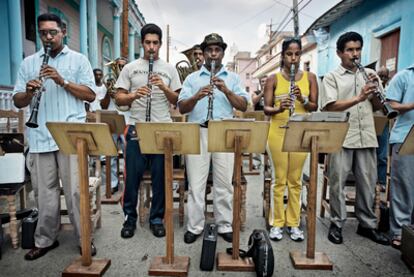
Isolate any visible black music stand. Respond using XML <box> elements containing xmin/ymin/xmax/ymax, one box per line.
<box><xmin>47</xmin><ymin>122</ymin><xmax>117</xmax><ymax>276</ymax></box>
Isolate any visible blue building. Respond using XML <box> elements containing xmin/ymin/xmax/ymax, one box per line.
<box><xmin>305</xmin><ymin>0</ymin><xmax>414</xmax><ymax>78</ymax></box>
<box><xmin>0</xmin><ymin>0</ymin><xmax>145</xmax><ymax>100</ymax></box>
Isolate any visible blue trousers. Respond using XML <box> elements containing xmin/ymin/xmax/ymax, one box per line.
<box><xmin>376</xmin><ymin>124</ymin><xmax>389</xmax><ymax>185</ymax></box>
<box><xmin>122</xmin><ymin>125</ymin><xmax>165</xmax><ymax>226</ymax></box>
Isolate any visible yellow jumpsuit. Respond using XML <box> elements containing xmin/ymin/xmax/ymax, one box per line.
<box><xmin>268</xmin><ymin>71</ymin><xmax>309</xmax><ymax>227</ymax></box>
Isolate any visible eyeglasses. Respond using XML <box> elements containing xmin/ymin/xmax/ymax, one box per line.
<box><xmin>38</xmin><ymin>29</ymin><xmax>60</xmax><ymax>37</ymax></box>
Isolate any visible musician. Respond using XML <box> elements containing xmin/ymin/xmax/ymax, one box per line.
<box><xmin>386</xmin><ymin>64</ymin><xmax>414</xmax><ymax>249</ymax></box>
<box><xmin>192</xmin><ymin>44</ymin><xmax>204</xmax><ymax>70</ymax></box>
<box><xmin>320</xmin><ymin>31</ymin><xmax>389</xmax><ymax>245</ymax></box>
<box><xmin>178</xmin><ymin>33</ymin><xmax>249</xmax><ymax>244</ymax></box>
<box><xmin>376</xmin><ymin>66</ymin><xmax>390</xmax><ymax>192</ymax></box>
<box><xmin>13</xmin><ymin>13</ymin><xmax>96</xmax><ymax>260</ymax></box>
<box><xmin>252</xmin><ymin>77</ymin><xmax>267</xmax><ymax>111</ymax></box>
<box><xmin>114</xmin><ymin>23</ymin><xmax>181</xmax><ymax>238</ymax></box>
<box><xmin>263</xmin><ymin>37</ymin><xmax>318</xmax><ymax>241</ymax></box>
<box><xmin>90</xmin><ymin>68</ymin><xmax>107</xmax><ymax>111</ymax></box>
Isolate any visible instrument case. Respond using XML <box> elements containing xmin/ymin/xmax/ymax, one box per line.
<box><xmin>200</xmin><ymin>223</ymin><xmax>218</xmax><ymax>271</ymax></box>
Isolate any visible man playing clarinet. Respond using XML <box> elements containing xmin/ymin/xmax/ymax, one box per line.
<box><xmin>13</xmin><ymin>13</ymin><xmax>96</xmax><ymax>260</ymax></box>
<box><xmin>115</xmin><ymin>23</ymin><xmax>181</xmax><ymax>239</ymax></box>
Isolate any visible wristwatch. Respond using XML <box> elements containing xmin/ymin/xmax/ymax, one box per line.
<box><xmin>61</xmin><ymin>79</ymin><xmax>69</xmax><ymax>88</ymax></box>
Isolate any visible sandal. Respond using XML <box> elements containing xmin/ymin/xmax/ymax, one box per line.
<box><xmin>391</xmin><ymin>237</ymin><xmax>401</xmax><ymax>250</ymax></box>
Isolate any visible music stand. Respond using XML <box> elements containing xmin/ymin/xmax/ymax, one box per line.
<box><xmin>96</xmin><ymin>110</ymin><xmax>126</xmax><ymax>204</ymax></box>
<box><xmin>399</xmin><ymin>125</ymin><xmax>414</xmax><ymax>155</ymax></box>
<box><xmin>47</xmin><ymin>122</ymin><xmax>117</xmax><ymax>276</ymax></box>
<box><xmin>208</xmin><ymin>120</ymin><xmax>270</xmax><ymax>271</ymax></box>
<box><xmin>136</xmin><ymin>122</ymin><xmax>200</xmax><ymax>276</ymax></box>
<box><xmin>374</xmin><ymin>115</ymin><xmax>388</xmax><ymax>136</ymax></box>
<box><xmin>282</xmin><ymin>119</ymin><xmax>349</xmax><ymax>270</ymax></box>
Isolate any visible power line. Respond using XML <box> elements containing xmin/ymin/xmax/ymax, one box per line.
<box><xmin>231</xmin><ymin>2</ymin><xmax>278</xmax><ymax>29</ymax></box>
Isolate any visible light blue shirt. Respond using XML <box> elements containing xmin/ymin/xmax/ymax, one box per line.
<box><xmin>386</xmin><ymin>64</ymin><xmax>414</xmax><ymax>144</ymax></box>
<box><xmin>177</xmin><ymin>65</ymin><xmax>249</xmax><ymax>124</ymax></box>
<box><xmin>13</xmin><ymin>46</ymin><xmax>96</xmax><ymax>153</ymax></box>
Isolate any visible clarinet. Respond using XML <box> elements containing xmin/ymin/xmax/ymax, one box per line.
<box><xmin>353</xmin><ymin>59</ymin><xmax>399</xmax><ymax>119</ymax></box>
<box><xmin>26</xmin><ymin>43</ymin><xmax>52</xmax><ymax>128</ymax></box>
<box><xmin>288</xmin><ymin>63</ymin><xmax>296</xmax><ymax>117</ymax></box>
<box><xmin>202</xmin><ymin>60</ymin><xmax>216</xmax><ymax>127</ymax></box>
<box><xmin>145</xmin><ymin>52</ymin><xmax>154</xmax><ymax>122</ymax></box>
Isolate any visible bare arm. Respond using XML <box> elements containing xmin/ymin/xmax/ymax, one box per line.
<box><xmin>263</xmin><ymin>74</ymin><xmax>292</xmax><ymax>115</ymax></box>
<box><xmin>251</xmin><ymin>91</ymin><xmax>264</xmax><ymax>106</ymax></box>
<box><xmin>150</xmin><ymin>74</ymin><xmax>180</xmax><ymax>105</ymax></box>
<box><xmin>325</xmin><ymin>82</ymin><xmax>377</xmax><ymax>111</ymax></box>
<box><xmin>114</xmin><ymin>86</ymin><xmax>149</xmax><ymax>106</ymax></box>
<box><xmin>306</xmin><ymin>72</ymin><xmax>319</xmax><ymax>111</ymax></box>
<box><xmin>388</xmin><ymin>100</ymin><xmax>414</xmax><ymax>114</ymax></box>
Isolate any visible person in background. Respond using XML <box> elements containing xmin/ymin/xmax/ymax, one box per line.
<box><xmin>376</xmin><ymin>66</ymin><xmax>390</xmax><ymax>192</ymax></box>
<box><xmin>386</xmin><ymin>64</ymin><xmax>414</xmax><ymax>249</ymax></box>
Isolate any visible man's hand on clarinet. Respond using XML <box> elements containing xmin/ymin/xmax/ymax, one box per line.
<box><xmin>40</xmin><ymin>65</ymin><xmax>64</xmax><ymax>86</ymax></box>
<box><xmin>25</xmin><ymin>80</ymin><xmax>42</xmax><ymax>96</ymax></box>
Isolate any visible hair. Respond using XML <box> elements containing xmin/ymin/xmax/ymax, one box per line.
<box><xmin>193</xmin><ymin>44</ymin><xmax>201</xmax><ymax>50</ymax></box>
<box><xmin>280</xmin><ymin>37</ymin><xmax>302</xmax><ymax>68</ymax></box>
<box><xmin>140</xmin><ymin>23</ymin><xmax>162</xmax><ymax>43</ymax></box>
<box><xmin>37</xmin><ymin>13</ymin><xmax>64</xmax><ymax>29</ymax></box>
<box><xmin>336</xmin><ymin>31</ymin><xmax>363</xmax><ymax>52</ymax></box>
<box><xmin>93</xmin><ymin>68</ymin><xmax>102</xmax><ymax>74</ymax></box>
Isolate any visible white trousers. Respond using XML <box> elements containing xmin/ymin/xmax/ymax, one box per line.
<box><xmin>185</xmin><ymin>128</ymin><xmax>234</xmax><ymax>234</ymax></box>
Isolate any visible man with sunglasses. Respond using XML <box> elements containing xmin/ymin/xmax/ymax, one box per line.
<box><xmin>178</xmin><ymin>33</ymin><xmax>249</xmax><ymax>244</ymax></box>
<box><xmin>13</xmin><ymin>13</ymin><xmax>96</xmax><ymax>260</ymax></box>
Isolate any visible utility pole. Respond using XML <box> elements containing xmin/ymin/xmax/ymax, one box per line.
<box><xmin>292</xmin><ymin>0</ymin><xmax>299</xmax><ymax>37</ymax></box>
<box><xmin>166</xmin><ymin>24</ymin><xmax>170</xmax><ymax>62</ymax></box>
<box><xmin>266</xmin><ymin>18</ymin><xmax>273</xmax><ymax>43</ymax></box>
<box><xmin>121</xmin><ymin>0</ymin><xmax>129</xmax><ymax>58</ymax></box>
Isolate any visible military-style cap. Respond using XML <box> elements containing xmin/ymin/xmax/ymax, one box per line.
<box><xmin>200</xmin><ymin>33</ymin><xmax>227</xmax><ymax>51</ymax></box>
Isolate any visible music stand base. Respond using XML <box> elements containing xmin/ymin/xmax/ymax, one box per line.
<box><xmin>62</xmin><ymin>258</ymin><xmax>111</xmax><ymax>276</ymax></box>
<box><xmin>216</xmin><ymin>252</ymin><xmax>255</xmax><ymax>271</ymax></box>
<box><xmin>101</xmin><ymin>193</ymin><xmax>122</xmax><ymax>204</ymax></box>
<box><xmin>148</xmin><ymin>256</ymin><xmax>190</xmax><ymax>276</ymax></box>
<box><xmin>290</xmin><ymin>251</ymin><xmax>333</xmax><ymax>270</ymax></box>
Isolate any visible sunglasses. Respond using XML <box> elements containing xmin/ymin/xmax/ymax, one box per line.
<box><xmin>38</xmin><ymin>29</ymin><xmax>60</xmax><ymax>37</ymax></box>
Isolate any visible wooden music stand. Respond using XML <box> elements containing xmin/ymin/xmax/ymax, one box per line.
<box><xmin>208</xmin><ymin>120</ymin><xmax>270</xmax><ymax>272</ymax></box>
<box><xmin>399</xmin><ymin>125</ymin><xmax>414</xmax><ymax>155</ymax></box>
<box><xmin>136</xmin><ymin>122</ymin><xmax>200</xmax><ymax>277</ymax></box>
<box><xmin>96</xmin><ymin>110</ymin><xmax>126</xmax><ymax>204</ymax></box>
<box><xmin>47</xmin><ymin>122</ymin><xmax>118</xmax><ymax>277</ymax></box>
<box><xmin>283</xmin><ymin>119</ymin><xmax>349</xmax><ymax>270</ymax></box>
<box><xmin>374</xmin><ymin>115</ymin><xmax>388</xmax><ymax>136</ymax></box>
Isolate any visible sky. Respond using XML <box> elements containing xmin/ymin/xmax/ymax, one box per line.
<box><xmin>135</xmin><ymin>0</ymin><xmax>341</xmax><ymax>65</ymax></box>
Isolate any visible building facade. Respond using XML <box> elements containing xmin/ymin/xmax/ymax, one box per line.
<box><xmin>306</xmin><ymin>0</ymin><xmax>414</xmax><ymax>78</ymax></box>
<box><xmin>0</xmin><ymin>0</ymin><xmax>146</xmax><ymax>97</ymax></box>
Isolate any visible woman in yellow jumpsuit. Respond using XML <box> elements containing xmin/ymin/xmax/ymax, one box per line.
<box><xmin>263</xmin><ymin>37</ymin><xmax>319</xmax><ymax>241</ymax></box>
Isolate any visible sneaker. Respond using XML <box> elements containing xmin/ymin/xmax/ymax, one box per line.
<box><xmin>287</xmin><ymin>226</ymin><xmax>304</xmax><ymax>242</ymax></box>
<box><xmin>269</xmin><ymin>227</ymin><xmax>283</xmax><ymax>241</ymax></box>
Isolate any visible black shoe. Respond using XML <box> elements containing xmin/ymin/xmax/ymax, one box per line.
<box><xmin>356</xmin><ymin>225</ymin><xmax>390</xmax><ymax>245</ymax></box>
<box><xmin>219</xmin><ymin>232</ymin><xmax>233</xmax><ymax>243</ymax></box>
<box><xmin>121</xmin><ymin>222</ymin><xmax>136</xmax><ymax>238</ymax></box>
<box><xmin>79</xmin><ymin>242</ymin><xmax>97</xmax><ymax>256</ymax></box>
<box><xmin>328</xmin><ymin>223</ymin><xmax>343</xmax><ymax>244</ymax></box>
<box><xmin>150</xmin><ymin>223</ymin><xmax>166</xmax><ymax>238</ymax></box>
<box><xmin>111</xmin><ymin>186</ymin><xmax>119</xmax><ymax>194</ymax></box>
<box><xmin>184</xmin><ymin>231</ymin><xmax>200</xmax><ymax>244</ymax></box>
<box><xmin>24</xmin><ymin>241</ymin><xmax>59</xmax><ymax>261</ymax></box>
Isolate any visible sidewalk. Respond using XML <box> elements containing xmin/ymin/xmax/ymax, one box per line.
<box><xmin>0</xmin><ymin>165</ymin><xmax>411</xmax><ymax>276</ymax></box>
